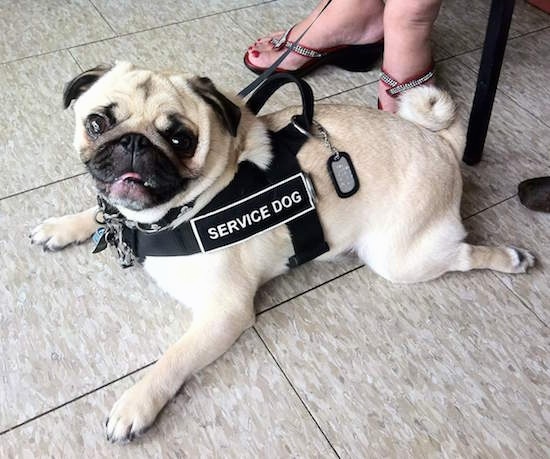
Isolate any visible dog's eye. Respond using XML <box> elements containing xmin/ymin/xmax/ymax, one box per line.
<box><xmin>85</xmin><ymin>114</ymin><xmax>109</xmax><ymax>138</ymax></box>
<box><xmin>168</xmin><ymin>132</ymin><xmax>195</xmax><ymax>156</ymax></box>
<box><xmin>170</xmin><ymin>134</ymin><xmax>190</xmax><ymax>148</ymax></box>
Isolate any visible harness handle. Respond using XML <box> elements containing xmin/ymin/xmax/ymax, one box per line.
<box><xmin>245</xmin><ymin>73</ymin><xmax>314</xmax><ymax>133</ymax></box>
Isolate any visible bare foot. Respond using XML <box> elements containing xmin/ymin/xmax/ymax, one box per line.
<box><xmin>378</xmin><ymin>80</ymin><xmax>400</xmax><ymax>113</ymax></box>
<box><xmin>245</xmin><ymin>1</ymin><xmax>384</xmax><ymax>72</ymax></box>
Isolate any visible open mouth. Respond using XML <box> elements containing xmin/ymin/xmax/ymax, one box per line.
<box><xmin>115</xmin><ymin>172</ymin><xmax>155</xmax><ymax>188</ymax></box>
<box><xmin>106</xmin><ymin>172</ymin><xmax>157</xmax><ymax>209</ymax></box>
<box><xmin>89</xmin><ymin>166</ymin><xmax>186</xmax><ymax>211</ymax></box>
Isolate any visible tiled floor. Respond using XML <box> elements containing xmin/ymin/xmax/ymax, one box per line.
<box><xmin>0</xmin><ymin>0</ymin><xmax>549</xmax><ymax>457</ymax></box>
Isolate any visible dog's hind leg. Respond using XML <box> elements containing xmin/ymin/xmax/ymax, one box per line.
<box><xmin>357</xmin><ymin>217</ymin><xmax>535</xmax><ymax>283</ymax></box>
<box><xmin>447</xmin><ymin>242</ymin><xmax>535</xmax><ymax>275</ymax></box>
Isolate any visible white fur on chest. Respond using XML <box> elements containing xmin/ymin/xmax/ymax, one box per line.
<box><xmin>142</xmin><ymin>228</ymin><xmax>295</xmax><ymax>312</ymax></box>
<box><xmin>143</xmin><ymin>254</ymin><xmax>222</xmax><ymax>311</ymax></box>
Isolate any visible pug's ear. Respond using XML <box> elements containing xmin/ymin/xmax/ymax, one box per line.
<box><xmin>189</xmin><ymin>76</ymin><xmax>241</xmax><ymax>137</ymax></box>
<box><xmin>63</xmin><ymin>65</ymin><xmax>112</xmax><ymax>109</ymax></box>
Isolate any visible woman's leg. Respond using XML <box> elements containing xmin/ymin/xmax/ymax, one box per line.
<box><xmin>378</xmin><ymin>0</ymin><xmax>442</xmax><ymax>112</ymax></box>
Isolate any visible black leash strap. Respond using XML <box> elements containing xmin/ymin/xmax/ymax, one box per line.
<box><xmin>237</xmin><ymin>0</ymin><xmax>333</xmax><ymax>99</ymax></box>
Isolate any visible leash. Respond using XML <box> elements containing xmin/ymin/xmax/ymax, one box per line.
<box><xmin>237</xmin><ymin>0</ymin><xmax>333</xmax><ymax>99</ymax></box>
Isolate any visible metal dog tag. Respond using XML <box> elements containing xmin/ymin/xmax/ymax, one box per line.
<box><xmin>91</xmin><ymin>227</ymin><xmax>108</xmax><ymax>253</ymax></box>
<box><xmin>327</xmin><ymin>151</ymin><xmax>359</xmax><ymax>198</ymax></box>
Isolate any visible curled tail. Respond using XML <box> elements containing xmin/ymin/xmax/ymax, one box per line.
<box><xmin>397</xmin><ymin>86</ymin><xmax>465</xmax><ymax>158</ymax></box>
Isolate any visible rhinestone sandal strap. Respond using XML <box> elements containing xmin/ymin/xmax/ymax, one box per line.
<box><xmin>271</xmin><ymin>26</ymin><xmax>293</xmax><ymax>49</ymax></box>
<box><xmin>269</xmin><ymin>25</ymin><xmax>326</xmax><ymax>59</ymax></box>
<box><xmin>380</xmin><ymin>67</ymin><xmax>435</xmax><ymax>97</ymax></box>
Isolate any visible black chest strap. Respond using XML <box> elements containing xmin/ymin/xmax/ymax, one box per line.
<box><xmin>117</xmin><ymin>74</ymin><xmax>329</xmax><ymax>267</ymax></box>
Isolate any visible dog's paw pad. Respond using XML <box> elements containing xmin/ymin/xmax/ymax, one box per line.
<box><xmin>509</xmin><ymin>247</ymin><xmax>535</xmax><ymax>273</ymax></box>
<box><xmin>105</xmin><ymin>384</ymin><xmax>161</xmax><ymax>443</ymax></box>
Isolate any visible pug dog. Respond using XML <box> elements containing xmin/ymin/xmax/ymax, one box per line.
<box><xmin>31</xmin><ymin>62</ymin><xmax>535</xmax><ymax>442</ymax></box>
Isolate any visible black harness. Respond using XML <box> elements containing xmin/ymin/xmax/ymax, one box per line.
<box><xmin>96</xmin><ymin>74</ymin><xmax>330</xmax><ymax>268</ymax></box>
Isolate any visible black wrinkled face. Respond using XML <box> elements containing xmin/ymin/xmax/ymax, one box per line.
<box><xmin>84</xmin><ymin>108</ymin><xmax>197</xmax><ymax>211</ymax></box>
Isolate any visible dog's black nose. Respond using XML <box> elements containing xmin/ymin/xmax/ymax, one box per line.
<box><xmin>119</xmin><ymin>133</ymin><xmax>152</xmax><ymax>153</ymax></box>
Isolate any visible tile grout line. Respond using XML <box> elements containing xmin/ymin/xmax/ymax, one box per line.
<box><xmin>0</xmin><ymin>2</ymin><xmax>276</xmax><ymax>67</ymax></box>
<box><xmin>507</xmin><ymin>24</ymin><xmax>550</xmax><ymax>42</ymax></box>
<box><xmin>459</xmin><ymin>53</ymin><xmax>550</xmax><ymax>131</ymax></box>
<box><xmin>493</xmin><ymin>85</ymin><xmax>550</xmax><ymax>131</ymax></box>
<box><xmin>420</xmin><ymin>24</ymin><xmax>550</xmax><ymax>67</ymax></box>
<box><xmin>2</xmin><ymin>13</ymin><xmax>548</xmax><ymax>69</ymax></box>
<box><xmin>68</xmin><ymin>49</ymin><xmax>85</xmax><ymax>72</ymax></box>
<box><xmin>462</xmin><ymin>194</ymin><xmax>518</xmax><ymax>221</ymax></box>
<box><xmin>446</xmin><ymin>25</ymin><xmax>550</xmax><ymax>130</ymax></box>
<box><xmin>0</xmin><ymin>172</ymin><xmax>87</xmax><ymax>202</ymax></box>
<box><xmin>87</xmin><ymin>0</ymin><xmax>119</xmax><ymax>36</ymax></box>
<box><xmin>257</xmin><ymin>264</ymin><xmax>365</xmax><ymax>316</ymax></box>
<box><xmin>252</xmin><ymin>327</ymin><xmax>341</xmax><ymax>459</ymax></box>
<box><xmin>317</xmin><ymin>81</ymin><xmax>377</xmax><ymax>102</ymax></box>
<box><xmin>0</xmin><ymin>361</ymin><xmax>156</xmax><ymax>437</ymax></box>
<box><xmin>490</xmin><ymin>272</ymin><xmax>549</xmax><ymax>328</ymax></box>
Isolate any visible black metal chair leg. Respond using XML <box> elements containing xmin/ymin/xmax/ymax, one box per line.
<box><xmin>463</xmin><ymin>0</ymin><xmax>515</xmax><ymax>165</ymax></box>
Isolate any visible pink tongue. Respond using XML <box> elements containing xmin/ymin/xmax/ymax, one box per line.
<box><xmin>117</xmin><ymin>172</ymin><xmax>143</xmax><ymax>182</ymax></box>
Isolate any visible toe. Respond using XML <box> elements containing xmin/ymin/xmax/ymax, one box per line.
<box><xmin>510</xmin><ymin>247</ymin><xmax>536</xmax><ymax>273</ymax></box>
<box><xmin>104</xmin><ymin>383</ymin><xmax>163</xmax><ymax>443</ymax></box>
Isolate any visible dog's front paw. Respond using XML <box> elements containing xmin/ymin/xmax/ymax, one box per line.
<box><xmin>105</xmin><ymin>379</ymin><xmax>166</xmax><ymax>443</ymax></box>
<box><xmin>30</xmin><ymin>212</ymin><xmax>97</xmax><ymax>251</ymax></box>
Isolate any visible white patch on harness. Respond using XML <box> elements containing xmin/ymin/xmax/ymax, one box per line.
<box><xmin>190</xmin><ymin>173</ymin><xmax>315</xmax><ymax>253</ymax></box>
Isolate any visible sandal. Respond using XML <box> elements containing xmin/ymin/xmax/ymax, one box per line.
<box><xmin>244</xmin><ymin>25</ymin><xmax>384</xmax><ymax>77</ymax></box>
<box><xmin>518</xmin><ymin>176</ymin><xmax>550</xmax><ymax>213</ymax></box>
<box><xmin>378</xmin><ymin>65</ymin><xmax>435</xmax><ymax>110</ymax></box>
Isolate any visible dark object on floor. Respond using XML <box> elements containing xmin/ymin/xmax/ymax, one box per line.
<box><xmin>518</xmin><ymin>177</ymin><xmax>550</xmax><ymax>213</ymax></box>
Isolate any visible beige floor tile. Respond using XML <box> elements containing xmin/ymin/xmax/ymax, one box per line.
<box><xmin>69</xmin><ymin>16</ymin><xmax>260</xmax><ymax>96</ymax></box>
<box><xmin>434</xmin><ymin>0</ymin><xmax>549</xmax><ymax>57</ymax></box>
<box><xmin>0</xmin><ymin>331</ymin><xmax>335</xmax><ymax>457</ymax></box>
<box><xmin>465</xmin><ymin>196</ymin><xmax>550</xmax><ymax>325</ymax></box>
<box><xmin>0</xmin><ymin>52</ymin><xmax>85</xmax><ymax>199</ymax></box>
<box><xmin>0</xmin><ymin>0</ymin><xmax>114</xmax><ymax>63</ymax></box>
<box><xmin>0</xmin><ymin>176</ymin><xmax>188</xmax><ymax>430</ymax></box>
<box><xmin>256</xmin><ymin>267</ymin><xmax>550</xmax><ymax>457</ymax></box>
<box><xmin>459</xmin><ymin>28</ymin><xmax>550</xmax><ymax>125</ymax></box>
<box><xmin>91</xmin><ymin>0</ymin><xmax>266</xmax><ymax>35</ymax></box>
<box><xmin>510</xmin><ymin>0</ymin><xmax>550</xmax><ymax>35</ymax></box>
